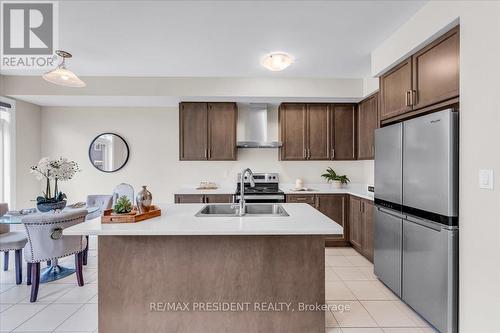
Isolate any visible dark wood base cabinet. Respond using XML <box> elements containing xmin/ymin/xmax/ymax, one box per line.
<box><xmin>285</xmin><ymin>193</ymin><xmax>373</xmax><ymax>260</ymax></box>
<box><xmin>174</xmin><ymin>194</ymin><xmax>233</xmax><ymax>204</ymax></box>
<box><xmin>286</xmin><ymin>194</ymin><xmax>349</xmax><ymax>246</ymax></box>
<box><xmin>349</xmin><ymin>196</ymin><xmax>374</xmax><ymax>262</ymax></box>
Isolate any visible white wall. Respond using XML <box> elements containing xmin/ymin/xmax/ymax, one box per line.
<box><xmin>371</xmin><ymin>1</ymin><xmax>500</xmax><ymax>331</ymax></box>
<box><xmin>362</xmin><ymin>78</ymin><xmax>379</xmax><ymax>97</ymax></box>
<box><xmin>40</xmin><ymin>106</ymin><xmax>373</xmax><ymax>203</ymax></box>
<box><xmin>14</xmin><ymin>100</ymin><xmax>41</xmax><ymax>209</ymax></box>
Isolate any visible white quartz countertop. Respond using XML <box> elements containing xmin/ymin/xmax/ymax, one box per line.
<box><xmin>174</xmin><ymin>186</ymin><xmax>236</xmax><ymax>195</ymax></box>
<box><xmin>63</xmin><ymin>203</ymin><xmax>343</xmax><ymax>236</ymax></box>
<box><xmin>281</xmin><ymin>184</ymin><xmax>374</xmax><ymax>201</ymax></box>
<box><xmin>175</xmin><ymin>184</ymin><xmax>374</xmax><ymax>201</ymax></box>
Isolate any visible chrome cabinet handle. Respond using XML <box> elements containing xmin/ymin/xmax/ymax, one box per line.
<box><xmin>405</xmin><ymin>90</ymin><xmax>411</xmax><ymax>106</ymax></box>
<box><xmin>208</xmin><ymin>149</ymin><xmax>211</xmax><ymax>159</ymax></box>
<box><xmin>412</xmin><ymin>90</ymin><xmax>417</xmax><ymax>106</ymax></box>
<box><xmin>307</xmin><ymin>148</ymin><xmax>311</xmax><ymax>159</ymax></box>
<box><xmin>303</xmin><ymin>148</ymin><xmax>307</xmax><ymax>159</ymax></box>
<box><xmin>204</xmin><ymin>149</ymin><xmax>208</xmax><ymax>159</ymax></box>
<box><xmin>331</xmin><ymin>149</ymin><xmax>335</xmax><ymax>159</ymax></box>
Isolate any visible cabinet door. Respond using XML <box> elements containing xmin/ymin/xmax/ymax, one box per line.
<box><xmin>174</xmin><ymin>194</ymin><xmax>205</xmax><ymax>203</ymax></box>
<box><xmin>279</xmin><ymin>103</ymin><xmax>307</xmax><ymax>160</ymax></box>
<box><xmin>208</xmin><ymin>103</ymin><xmax>237</xmax><ymax>160</ymax></box>
<box><xmin>349</xmin><ymin>196</ymin><xmax>363</xmax><ymax>250</ymax></box>
<box><xmin>179</xmin><ymin>103</ymin><xmax>208</xmax><ymax>160</ymax></box>
<box><xmin>285</xmin><ymin>194</ymin><xmax>316</xmax><ymax>206</ymax></box>
<box><xmin>380</xmin><ymin>58</ymin><xmax>412</xmax><ymax>120</ymax></box>
<box><xmin>412</xmin><ymin>27</ymin><xmax>459</xmax><ymax>110</ymax></box>
<box><xmin>332</xmin><ymin>104</ymin><xmax>357</xmax><ymax>160</ymax></box>
<box><xmin>204</xmin><ymin>194</ymin><xmax>233</xmax><ymax>203</ymax></box>
<box><xmin>316</xmin><ymin>194</ymin><xmax>348</xmax><ymax>242</ymax></box>
<box><xmin>362</xmin><ymin>200</ymin><xmax>374</xmax><ymax>262</ymax></box>
<box><xmin>357</xmin><ymin>93</ymin><xmax>379</xmax><ymax>160</ymax></box>
<box><xmin>307</xmin><ymin>104</ymin><xmax>331</xmax><ymax>160</ymax></box>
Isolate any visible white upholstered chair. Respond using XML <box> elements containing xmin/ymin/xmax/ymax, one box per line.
<box><xmin>0</xmin><ymin>203</ymin><xmax>28</xmax><ymax>285</ymax></box>
<box><xmin>22</xmin><ymin>209</ymin><xmax>88</xmax><ymax>302</ymax></box>
<box><xmin>83</xmin><ymin>194</ymin><xmax>113</xmax><ymax>264</ymax></box>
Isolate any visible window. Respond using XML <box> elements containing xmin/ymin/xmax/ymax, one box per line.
<box><xmin>0</xmin><ymin>100</ymin><xmax>14</xmax><ymax>207</ymax></box>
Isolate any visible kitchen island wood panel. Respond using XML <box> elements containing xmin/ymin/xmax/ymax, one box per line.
<box><xmin>98</xmin><ymin>235</ymin><xmax>325</xmax><ymax>333</ymax></box>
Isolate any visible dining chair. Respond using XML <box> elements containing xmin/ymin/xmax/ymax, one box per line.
<box><xmin>83</xmin><ymin>194</ymin><xmax>113</xmax><ymax>264</ymax></box>
<box><xmin>22</xmin><ymin>209</ymin><xmax>88</xmax><ymax>302</ymax></box>
<box><xmin>112</xmin><ymin>183</ymin><xmax>134</xmax><ymax>205</ymax></box>
<box><xmin>0</xmin><ymin>203</ymin><xmax>28</xmax><ymax>285</ymax></box>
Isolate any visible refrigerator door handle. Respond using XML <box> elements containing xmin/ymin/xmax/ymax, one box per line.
<box><xmin>377</xmin><ymin>207</ymin><xmax>406</xmax><ymax>219</ymax></box>
<box><xmin>405</xmin><ymin>215</ymin><xmax>443</xmax><ymax>232</ymax></box>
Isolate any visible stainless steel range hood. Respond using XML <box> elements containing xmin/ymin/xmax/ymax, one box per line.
<box><xmin>236</xmin><ymin>103</ymin><xmax>282</xmax><ymax>148</ymax></box>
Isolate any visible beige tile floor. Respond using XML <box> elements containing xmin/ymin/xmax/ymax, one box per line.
<box><xmin>0</xmin><ymin>239</ymin><xmax>438</xmax><ymax>333</ymax></box>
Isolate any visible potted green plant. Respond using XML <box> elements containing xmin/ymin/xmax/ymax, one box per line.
<box><xmin>321</xmin><ymin>167</ymin><xmax>350</xmax><ymax>189</ymax></box>
<box><xmin>30</xmin><ymin>157</ymin><xmax>81</xmax><ymax>212</ymax></box>
<box><xmin>112</xmin><ymin>196</ymin><xmax>134</xmax><ymax>215</ymax></box>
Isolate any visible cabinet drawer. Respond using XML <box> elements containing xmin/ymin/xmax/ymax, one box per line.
<box><xmin>205</xmin><ymin>194</ymin><xmax>233</xmax><ymax>203</ymax></box>
<box><xmin>174</xmin><ymin>194</ymin><xmax>205</xmax><ymax>204</ymax></box>
<box><xmin>286</xmin><ymin>194</ymin><xmax>316</xmax><ymax>205</ymax></box>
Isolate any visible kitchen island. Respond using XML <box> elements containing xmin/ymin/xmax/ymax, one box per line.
<box><xmin>64</xmin><ymin>203</ymin><xmax>343</xmax><ymax>333</ymax></box>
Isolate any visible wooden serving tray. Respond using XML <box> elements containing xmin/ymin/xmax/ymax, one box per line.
<box><xmin>101</xmin><ymin>206</ymin><xmax>161</xmax><ymax>223</ymax></box>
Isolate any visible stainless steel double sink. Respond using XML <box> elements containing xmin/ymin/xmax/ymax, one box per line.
<box><xmin>195</xmin><ymin>203</ymin><xmax>289</xmax><ymax>217</ymax></box>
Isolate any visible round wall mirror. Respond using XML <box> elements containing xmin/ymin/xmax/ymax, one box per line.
<box><xmin>89</xmin><ymin>133</ymin><xmax>129</xmax><ymax>173</ymax></box>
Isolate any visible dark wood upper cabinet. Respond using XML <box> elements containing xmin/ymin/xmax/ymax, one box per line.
<box><xmin>207</xmin><ymin>103</ymin><xmax>237</xmax><ymax>160</ymax></box>
<box><xmin>357</xmin><ymin>93</ymin><xmax>379</xmax><ymax>160</ymax></box>
<box><xmin>412</xmin><ymin>27</ymin><xmax>459</xmax><ymax>110</ymax></box>
<box><xmin>307</xmin><ymin>104</ymin><xmax>331</xmax><ymax>160</ymax></box>
<box><xmin>380</xmin><ymin>58</ymin><xmax>413</xmax><ymax>121</ymax></box>
<box><xmin>179</xmin><ymin>102</ymin><xmax>208</xmax><ymax>160</ymax></box>
<box><xmin>279</xmin><ymin>103</ymin><xmax>307</xmax><ymax>160</ymax></box>
<box><xmin>331</xmin><ymin>104</ymin><xmax>357</xmax><ymax>160</ymax></box>
<box><xmin>349</xmin><ymin>196</ymin><xmax>363</xmax><ymax>250</ymax></box>
<box><xmin>379</xmin><ymin>26</ymin><xmax>459</xmax><ymax>123</ymax></box>
<box><xmin>280</xmin><ymin>103</ymin><xmax>355</xmax><ymax>161</ymax></box>
<box><xmin>179</xmin><ymin>102</ymin><xmax>237</xmax><ymax>161</ymax></box>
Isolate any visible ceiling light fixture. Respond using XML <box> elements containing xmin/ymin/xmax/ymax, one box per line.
<box><xmin>42</xmin><ymin>50</ymin><xmax>86</xmax><ymax>87</ymax></box>
<box><xmin>261</xmin><ymin>52</ymin><xmax>293</xmax><ymax>71</ymax></box>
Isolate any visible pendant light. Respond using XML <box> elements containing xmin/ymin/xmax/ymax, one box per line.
<box><xmin>42</xmin><ymin>50</ymin><xmax>86</xmax><ymax>87</ymax></box>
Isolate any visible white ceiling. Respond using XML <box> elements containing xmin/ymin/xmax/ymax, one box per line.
<box><xmin>2</xmin><ymin>0</ymin><xmax>427</xmax><ymax>78</ymax></box>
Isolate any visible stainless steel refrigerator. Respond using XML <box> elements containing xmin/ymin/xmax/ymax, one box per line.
<box><xmin>374</xmin><ymin>109</ymin><xmax>458</xmax><ymax>333</ymax></box>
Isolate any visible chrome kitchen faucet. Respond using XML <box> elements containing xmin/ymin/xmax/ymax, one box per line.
<box><xmin>238</xmin><ymin>168</ymin><xmax>255</xmax><ymax>216</ymax></box>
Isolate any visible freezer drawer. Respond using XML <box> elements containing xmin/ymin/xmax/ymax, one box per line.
<box><xmin>374</xmin><ymin>207</ymin><xmax>403</xmax><ymax>297</ymax></box>
<box><xmin>374</xmin><ymin>123</ymin><xmax>403</xmax><ymax>209</ymax></box>
<box><xmin>402</xmin><ymin>217</ymin><xmax>458</xmax><ymax>333</ymax></box>
<box><xmin>403</xmin><ymin>109</ymin><xmax>458</xmax><ymax>221</ymax></box>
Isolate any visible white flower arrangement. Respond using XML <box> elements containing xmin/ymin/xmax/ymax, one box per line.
<box><xmin>31</xmin><ymin>157</ymin><xmax>81</xmax><ymax>203</ymax></box>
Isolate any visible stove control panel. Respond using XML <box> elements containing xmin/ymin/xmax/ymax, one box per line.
<box><xmin>238</xmin><ymin>173</ymin><xmax>279</xmax><ymax>183</ymax></box>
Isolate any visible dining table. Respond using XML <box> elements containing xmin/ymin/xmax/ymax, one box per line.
<box><xmin>0</xmin><ymin>205</ymin><xmax>100</xmax><ymax>283</ymax></box>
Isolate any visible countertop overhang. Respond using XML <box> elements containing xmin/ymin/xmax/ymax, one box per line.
<box><xmin>63</xmin><ymin>203</ymin><xmax>343</xmax><ymax>236</ymax></box>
